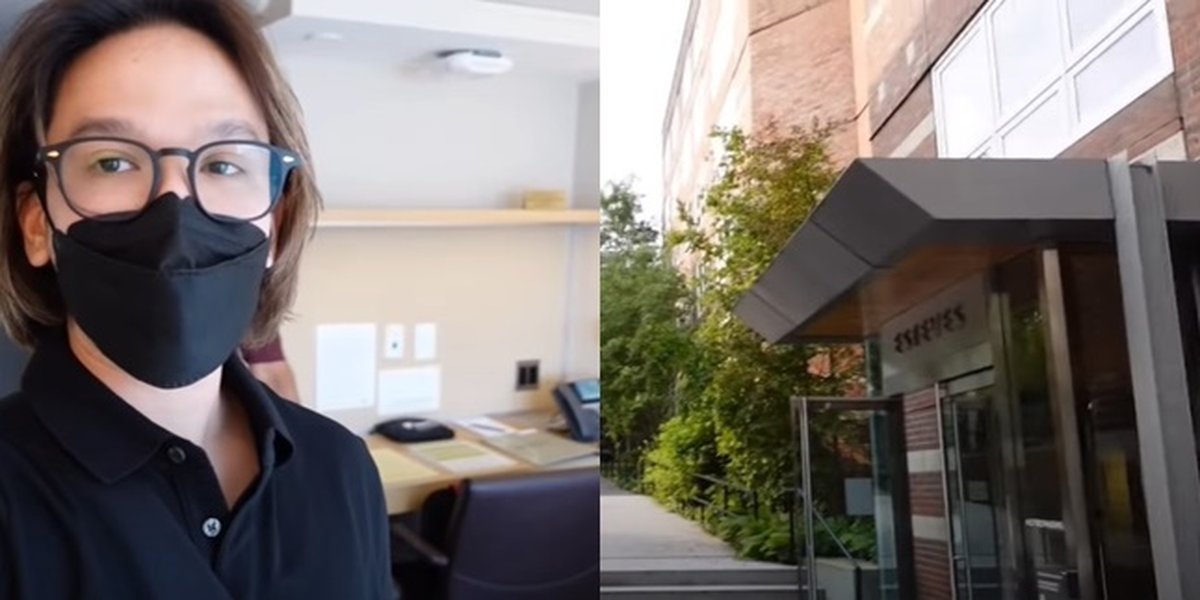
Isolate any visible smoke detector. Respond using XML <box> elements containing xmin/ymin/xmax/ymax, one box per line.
<box><xmin>437</xmin><ymin>49</ymin><xmax>514</xmax><ymax>76</ymax></box>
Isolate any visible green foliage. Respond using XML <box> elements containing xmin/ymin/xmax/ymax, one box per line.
<box><xmin>705</xmin><ymin>511</ymin><xmax>876</xmax><ymax>565</ymax></box>
<box><xmin>603</xmin><ymin>124</ymin><xmax>871</xmax><ymax>565</ymax></box>
<box><xmin>713</xmin><ymin>511</ymin><xmax>795</xmax><ymax>564</ymax></box>
<box><xmin>819</xmin><ymin>516</ymin><xmax>877</xmax><ymax>562</ymax></box>
<box><xmin>641</xmin><ymin>412</ymin><xmax>718</xmax><ymax>511</ymax></box>
<box><xmin>600</xmin><ymin>181</ymin><xmax>692</xmax><ymax>461</ymax></box>
<box><xmin>661</xmin><ymin>124</ymin><xmax>859</xmax><ymax>494</ymax></box>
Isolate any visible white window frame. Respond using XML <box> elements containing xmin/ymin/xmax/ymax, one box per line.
<box><xmin>932</xmin><ymin>0</ymin><xmax>1174</xmax><ymax>159</ymax></box>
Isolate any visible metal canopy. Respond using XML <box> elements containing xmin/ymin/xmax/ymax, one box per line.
<box><xmin>735</xmin><ymin>158</ymin><xmax>1200</xmax><ymax>344</ymax></box>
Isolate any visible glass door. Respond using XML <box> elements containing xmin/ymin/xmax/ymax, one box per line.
<box><xmin>941</xmin><ymin>372</ymin><xmax>1004</xmax><ymax>600</ymax></box>
<box><xmin>793</xmin><ymin>397</ymin><xmax>914</xmax><ymax>600</ymax></box>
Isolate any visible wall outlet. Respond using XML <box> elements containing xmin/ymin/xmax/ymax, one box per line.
<box><xmin>516</xmin><ymin>360</ymin><xmax>540</xmax><ymax>391</ymax></box>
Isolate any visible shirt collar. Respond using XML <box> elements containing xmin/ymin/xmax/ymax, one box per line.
<box><xmin>24</xmin><ymin>329</ymin><xmax>294</xmax><ymax>484</ymax></box>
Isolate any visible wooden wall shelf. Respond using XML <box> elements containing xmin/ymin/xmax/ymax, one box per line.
<box><xmin>317</xmin><ymin>209</ymin><xmax>601</xmax><ymax>228</ymax></box>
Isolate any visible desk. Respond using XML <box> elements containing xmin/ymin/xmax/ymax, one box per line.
<box><xmin>366</xmin><ymin>410</ymin><xmax>599</xmax><ymax>515</ymax></box>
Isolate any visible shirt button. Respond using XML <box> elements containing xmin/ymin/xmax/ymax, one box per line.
<box><xmin>167</xmin><ymin>446</ymin><xmax>186</xmax><ymax>464</ymax></box>
<box><xmin>202</xmin><ymin>518</ymin><xmax>222</xmax><ymax>538</ymax></box>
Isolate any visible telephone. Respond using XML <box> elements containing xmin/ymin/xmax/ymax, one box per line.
<box><xmin>552</xmin><ymin>378</ymin><xmax>600</xmax><ymax>443</ymax></box>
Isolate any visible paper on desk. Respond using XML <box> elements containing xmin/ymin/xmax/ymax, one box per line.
<box><xmin>314</xmin><ymin>323</ymin><xmax>377</xmax><ymax>412</ymax></box>
<box><xmin>408</xmin><ymin>440</ymin><xmax>518</xmax><ymax>474</ymax></box>
<box><xmin>369</xmin><ymin>447</ymin><xmax>439</xmax><ymax>483</ymax></box>
<box><xmin>456</xmin><ymin>416</ymin><xmax>521</xmax><ymax>438</ymax></box>
<box><xmin>377</xmin><ymin>366</ymin><xmax>441</xmax><ymax>415</ymax></box>
<box><xmin>483</xmin><ymin>430</ymin><xmax>598</xmax><ymax>467</ymax></box>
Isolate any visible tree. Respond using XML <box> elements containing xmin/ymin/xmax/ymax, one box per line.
<box><xmin>656</xmin><ymin>123</ymin><xmax>863</xmax><ymax>499</ymax></box>
<box><xmin>599</xmin><ymin>180</ymin><xmax>692</xmax><ymax>468</ymax></box>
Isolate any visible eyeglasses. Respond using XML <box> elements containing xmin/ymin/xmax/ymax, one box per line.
<box><xmin>34</xmin><ymin>137</ymin><xmax>302</xmax><ymax>222</ymax></box>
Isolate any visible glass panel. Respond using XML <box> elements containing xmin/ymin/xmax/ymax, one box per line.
<box><xmin>943</xmin><ymin>384</ymin><xmax>1004</xmax><ymax>600</ymax></box>
<box><xmin>1170</xmin><ymin>234</ymin><xmax>1200</xmax><ymax>499</ymax></box>
<box><xmin>940</xmin><ymin>31</ymin><xmax>995</xmax><ymax>157</ymax></box>
<box><xmin>795</xmin><ymin>399</ymin><xmax>912</xmax><ymax>600</ymax></box>
<box><xmin>996</xmin><ymin>253</ymin><xmax>1073</xmax><ymax>597</ymax></box>
<box><xmin>1074</xmin><ymin>13</ymin><xmax>1161</xmax><ymax>127</ymax></box>
<box><xmin>1002</xmin><ymin>92</ymin><xmax>1069</xmax><ymax>158</ymax></box>
<box><xmin>992</xmin><ymin>0</ymin><xmax>1061</xmax><ymax>115</ymax></box>
<box><xmin>1065</xmin><ymin>0</ymin><xmax>1134</xmax><ymax>49</ymax></box>
<box><xmin>1059</xmin><ymin>247</ymin><xmax>1157</xmax><ymax>599</ymax></box>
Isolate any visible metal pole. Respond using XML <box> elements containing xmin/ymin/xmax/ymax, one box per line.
<box><xmin>1108</xmin><ymin>158</ymin><xmax>1200</xmax><ymax>600</ymax></box>
<box><xmin>801</xmin><ymin>397</ymin><xmax>819</xmax><ymax>599</ymax></box>
<box><xmin>949</xmin><ymin>400</ymin><xmax>974</xmax><ymax>596</ymax></box>
<box><xmin>1040</xmin><ymin>247</ymin><xmax>1098</xmax><ymax>600</ymax></box>
<box><xmin>935</xmin><ymin>384</ymin><xmax>958</xmax><ymax>599</ymax></box>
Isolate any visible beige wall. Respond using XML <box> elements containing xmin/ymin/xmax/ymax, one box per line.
<box><xmin>280</xmin><ymin>225</ymin><xmax>599</xmax><ymax>434</ymax></box>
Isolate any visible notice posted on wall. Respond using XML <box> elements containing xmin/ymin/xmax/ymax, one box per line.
<box><xmin>378</xmin><ymin>365</ymin><xmax>441</xmax><ymax>415</ymax></box>
<box><xmin>314</xmin><ymin>323</ymin><xmax>377</xmax><ymax>413</ymax></box>
<box><xmin>414</xmin><ymin>323</ymin><xmax>438</xmax><ymax>361</ymax></box>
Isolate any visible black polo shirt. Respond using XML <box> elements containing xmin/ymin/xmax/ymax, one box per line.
<box><xmin>0</xmin><ymin>330</ymin><xmax>393</xmax><ymax>599</ymax></box>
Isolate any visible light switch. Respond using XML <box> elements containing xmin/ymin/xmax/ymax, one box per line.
<box><xmin>384</xmin><ymin>324</ymin><xmax>405</xmax><ymax>359</ymax></box>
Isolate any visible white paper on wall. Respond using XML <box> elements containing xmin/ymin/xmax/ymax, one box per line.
<box><xmin>414</xmin><ymin>323</ymin><xmax>438</xmax><ymax>361</ymax></box>
<box><xmin>314</xmin><ymin>323</ymin><xmax>377</xmax><ymax>412</ymax></box>
<box><xmin>378</xmin><ymin>365</ymin><xmax>441</xmax><ymax>415</ymax></box>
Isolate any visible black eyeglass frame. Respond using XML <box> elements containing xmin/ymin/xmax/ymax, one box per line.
<box><xmin>33</xmin><ymin>136</ymin><xmax>303</xmax><ymax>223</ymax></box>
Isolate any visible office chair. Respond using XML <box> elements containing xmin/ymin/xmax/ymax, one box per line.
<box><xmin>391</xmin><ymin>468</ymin><xmax>600</xmax><ymax>600</ymax></box>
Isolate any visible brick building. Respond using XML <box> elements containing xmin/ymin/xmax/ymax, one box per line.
<box><xmin>666</xmin><ymin>0</ymin><xmax>1200</xmax><ymax>599</ymax></box>
<box><xmin>659</xmin><ymin>0</ymin><xmax>857</xmax><ymax>236</ymax></box>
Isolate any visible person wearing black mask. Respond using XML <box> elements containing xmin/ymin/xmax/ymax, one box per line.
<box><xmin>0</xmin><ymin>1</ymin><xmax>392</xmax><ymax>598</ymax></box>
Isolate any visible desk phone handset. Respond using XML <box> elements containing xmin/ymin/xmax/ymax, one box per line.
<box><xmin>553</xmin><ymin>378</ymin><xmax>600</xmax><ymax>443</ymax></box>
<box><xmin>372</xmin><ymin>417</ymin><xmax>455</xmax><ymax>443</ymax></box>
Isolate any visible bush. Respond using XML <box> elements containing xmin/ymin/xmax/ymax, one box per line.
<box><xmin>641</xmin><ymin>412</ymin><xmax>719</xmax><ymax>513</ymax></box>
<box><xmin>815</xmin><ymin>516</ymin><xmax>877</xmax><ymax>562</ymax></box>
<box><xmin>709</xmin><ymin>511</ymin><xmax>877</xmax><ymax>565</ymax></box>
<box><xmin>713</xmin><ymin>511</ymin><xmax>795</xmax><ymax>564</ymax></box>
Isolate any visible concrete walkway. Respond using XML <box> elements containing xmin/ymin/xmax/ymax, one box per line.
<box><xmin>600</xmin><ymin>478</ymin><xmax>793</xmax><ymax>574</ymax></box>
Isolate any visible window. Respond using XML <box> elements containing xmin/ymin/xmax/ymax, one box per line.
<box><xmin>933</xmin><ymin>0</ymin><xmax>1172</xmax><ymax>158</ymax></box>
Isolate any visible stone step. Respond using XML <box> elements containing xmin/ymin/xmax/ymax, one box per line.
<box><xmin>600</xmin><ymin>560</ymin><xmax>798</xmax><ymax>587</ymax></box>
<box><xmin>599</xmin><ymin>583</ymin><xmax>820</xmax><ymax>600</ymax></box>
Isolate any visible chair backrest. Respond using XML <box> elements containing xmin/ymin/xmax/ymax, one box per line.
<box><xmin>439</xmin><ymin>468</ymin><xmax>599</xmax><ymax>600</ymax></box>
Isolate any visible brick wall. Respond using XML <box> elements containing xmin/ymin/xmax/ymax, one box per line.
<box><xmin>863</xmin><ymin>0</ymin><xmax>984</xmax><ymax>139</ymax></box>
<box><xmin>913</xmin><ymin>538</ymin><xmax>953</xmax><ymax>600</ymax></box>
<box><xmin>903</xmin><ymin>385</ymin><xmax>953</xmax><ymax>600</ymax></box>
<box><xmin>748</xmin><ymin>0</ymin><xmax>858</xmax><ymax>169</ymax></box>
<box><xmin>903</xmin><ymin>386</ymin><xmax>939</xmax><ymax>450</ymax></box>
<box><xmin>748</xmin><ymin>0</ymin><xmax>827</xmax><ymax>31</ymax></box>
<box><xmin>1167</xmin><ymin>0</ymin><xmax>1200</xmax><ymax>158</ymax></box>
<box><xmin>871</xmin><ymin>78</ymin><xmax>935</xmax><ymax>158</ymax></box>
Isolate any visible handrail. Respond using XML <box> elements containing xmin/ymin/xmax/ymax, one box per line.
<box><xmin>605</xmin><ymin>452</ymin><xmax>864</xmax><ymax>565</ymax></box>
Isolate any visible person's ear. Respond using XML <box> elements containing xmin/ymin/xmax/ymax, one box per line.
<box><xmin>17</xmin><ymin>183</ymin><xmax>51</xmax><ymax>267</ymax></box>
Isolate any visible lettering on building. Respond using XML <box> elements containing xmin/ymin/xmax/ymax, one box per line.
<box><xmin>892</xmin><ymin>303</ymin><xmax>968</xmax><ymax>354</ymax></box>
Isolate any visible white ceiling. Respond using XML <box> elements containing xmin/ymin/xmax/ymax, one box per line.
<box><xmin>480</xmin><ymin>0</ymin><xmax>599</xmax><ymax>17</ymax></box>
<box><xmin>0</xmin><ymin>0</ymin><xmax>599</xmax><ymax>81</ymax></box>
<box><xmin>266</xmin><ymin>0</ymin><xmax>597</xmax><ymax>80</ymax></box>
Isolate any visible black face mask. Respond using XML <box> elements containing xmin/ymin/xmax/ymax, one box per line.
<box><xmin>51</xmin><ymin>193</ymin><xmax>270</xmax><ymax>388</ymax></box>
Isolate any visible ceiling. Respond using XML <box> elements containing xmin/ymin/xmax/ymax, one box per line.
<box><xmin>0</xmin><ymin>0</ymin><xmax>599</xmax><ymax>81</ymax></box>
<box><xmin>480</xmin><ymin>0</ymin><xmax>598</xmax><ymax>16</ymax></box>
